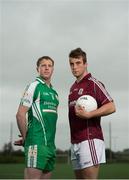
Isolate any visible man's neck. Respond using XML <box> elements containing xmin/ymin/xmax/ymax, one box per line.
<box><xmin>40</xmin><ymin>76</ymin><xmax>51</xmax><ymax>86</ymax></box>
<box><xmin>76</xmin><ymin>72</ymin><xmax>88</xmax><ymax>83</ymax></box>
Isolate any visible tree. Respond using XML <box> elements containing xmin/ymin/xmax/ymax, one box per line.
<box><xmin>2</xmin><ymin>142</ymin><xmax>13</xmax><ymax>154</ymax></box>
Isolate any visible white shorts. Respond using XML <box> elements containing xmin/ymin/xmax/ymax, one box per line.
<box><xmin>71</xmin><ymin>139</ymin><xmax>106</xmax><ymax>170</ymax></box>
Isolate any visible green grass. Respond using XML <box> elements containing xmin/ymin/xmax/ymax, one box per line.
<box><xmin>99</xmin><ymin>163</ymin><xmax>129</xmax><ymax>179</ymax></box>
<box><xmin>0</xmin><ymin>163</ymin><xmax>129</xmax><ymax>179</ymax></box>
<box><xmin>0</xmin><ymin>163</ymin><xmax>24</xmax><ymax>179</ymax></box>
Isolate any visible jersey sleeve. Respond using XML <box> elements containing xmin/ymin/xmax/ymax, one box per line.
<box><xmin>95</xmin><ymin>81</ymin><xmax>113</xmax><ymax>106</ymax></box>
<box><xmin>20</xmin><ymin>82</ymin><xmax>37</xmax><ymax>108</ymax></box>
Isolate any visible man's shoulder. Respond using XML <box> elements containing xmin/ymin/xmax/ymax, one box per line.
<box><xmin>29</xmin><ymin>80</ymin><xmax>39</xmax><ymax>88</ymax></box>
<box><xmin>25</xmin><ymin>80</ymin><xmax>40</xmax><ymax>93</ymax></box>
<box><xmin>88</xmin><ymin>75</ymin><xmax>104</xmax><ymax>87</ymax></box>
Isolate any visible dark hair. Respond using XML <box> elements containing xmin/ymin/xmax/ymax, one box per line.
<box><xmin>37</xmin><ymin>56</ymin><xmax>54</xmax><ymax>67</ymax></box>
<box><xmin>69</xmin><ymin>48</ymin><xmax>87</xmax><ymax>63</ymax></box>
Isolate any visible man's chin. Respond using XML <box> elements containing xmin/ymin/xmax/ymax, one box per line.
<box><xmin>73</xmin><ymin>73</ymin><xmax>80</xmax><ymax>78</ymax></box>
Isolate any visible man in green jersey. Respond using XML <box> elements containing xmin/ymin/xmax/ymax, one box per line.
<box><xmin>15</xmin><ymin>56</ymin><xmax>59</xmax><ymax>179</ymax></box>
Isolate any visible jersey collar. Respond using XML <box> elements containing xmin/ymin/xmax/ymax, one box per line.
<box><xmin>75</xmin><ymin>73</ymin><xmax>91</xmax><ymax>84</ymax></box>
<box><xmin>36</xmin><ymin>76</ymin><xmax>45</xmax><ymax>85</ymax></box>
<box><xmin>83</xmin><ymin>73</ymin><xmax>92</xmax><ymax>80</ymax></box>
<box><xmin>36</xmin><ymin>76</ymin><xmax>53</xmax><ymax>87</ymax></box>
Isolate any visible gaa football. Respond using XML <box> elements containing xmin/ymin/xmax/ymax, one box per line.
<box><xmin>76</xmin><ymin>95</ymin><xmax>97</xmax><ymax>112</ymax></box>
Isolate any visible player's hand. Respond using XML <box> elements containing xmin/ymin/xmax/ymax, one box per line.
<box><xmin>75</xmin><ymin>105</ymin><xmax>91</xmax><ymax>119</ymax></box>
<box><xmin>14</xmin><ymin>135</ymin><xmax>24</xmax><ymax>146</ymax></box>
<box><xmin>14</xmin><ymin>139</ymin><xmax>23</xmax><ymax>146</ymax></box>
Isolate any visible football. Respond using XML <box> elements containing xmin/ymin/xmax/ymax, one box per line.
<box><xmin>76</xmin><ymin>95</ymin><xmax>97</xmax><ymax>112</ymax></box>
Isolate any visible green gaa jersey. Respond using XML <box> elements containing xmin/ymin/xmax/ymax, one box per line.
<box><xmin>20</xmin><ymin>76</ymin><xmax>59</xmax><ymax>147</ymax></box>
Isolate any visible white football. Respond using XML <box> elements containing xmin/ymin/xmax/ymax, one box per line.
<box><xmin>76</xmin><ymin>95</ymin><xmax>97</xmax><ymax>112</ymax></box>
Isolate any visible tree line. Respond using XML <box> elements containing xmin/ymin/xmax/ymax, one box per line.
<box><xmin>0</xmin><ymin>142</ymin><xmax>129</xmax><ymax>163</ymax></box>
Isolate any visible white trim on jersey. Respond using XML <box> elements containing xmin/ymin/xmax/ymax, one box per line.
<box><xmin>21</xmin><ymin>81</ymin><xmax>39</xmax><ymax>108</ymax></box>
<box><xmin>89</xmin><ymin>76</ymin><xmax>113</xmax><ymax>102</ymax></box>
<box><xmin>36</xmin><ymin>77</ymin><xmax>45</xmax><ymax>85</ymax></box>
<box><xmin>32</xmin><ymin>94</ymin><xmax>47</xmax><ymax>146</ymax></box>
<box><xmin>42</xmin><ymin>109</ymin><xmax>57</xmax><ymax>113</ymax></box>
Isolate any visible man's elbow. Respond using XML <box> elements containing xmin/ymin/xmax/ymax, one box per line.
<box><xmin>111</xmin><ymin>102</ymin><xmax>116</xmax><ymax>114</ymax></box>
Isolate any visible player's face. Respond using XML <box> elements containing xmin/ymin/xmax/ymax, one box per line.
<box><xmin>69</xmin><ymin>57</ymin><xmax>87</xmax><ymax>79</ymax></box>
<box><xmin>37</xmin><ymin>59</ymin><xmax>54</xmax><ymax>80</ymax></box>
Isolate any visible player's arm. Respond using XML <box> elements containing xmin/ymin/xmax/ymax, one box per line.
<box><xmin>16</xmin><ymin>105</ymin><xmax>29</xmax><ymax>142</ymax></box>
<box><xmin>75</xmin><ymin>101</ymin><xmax>116</xmax><ymax>119</ymax></box>
<box><xmin>88</xmin><ymin>101</ymin><xmax>116</xmax><ymax>119</ymax></box>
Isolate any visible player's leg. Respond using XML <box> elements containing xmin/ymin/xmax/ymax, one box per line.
<box><xmin>82</xmin><ymin>165</ymin><xmax>99</xmax><ymax>179</ymax></box>
<box><xmin>41</xmin><ymin>170</ymin><xmax>52</xmax><ymax>179</ymax></box>
<box><xmin>24</xmin><ymin>167</ymin><xmax>43</xmax><ymax>179</ymax></box>
<box><xmin>74</xmin><ymin>165</ymin><xmax>99</xmax><ymax>179</ymax></box>
<box><xmin>74</xmin><ymin>169</ymin><xmax>82</xmax><ymax>179</ymax></box>
<box><xmin>24</xmin><ymin>168</ymin><xmax>27</xmax><ymax>179</ymax></box>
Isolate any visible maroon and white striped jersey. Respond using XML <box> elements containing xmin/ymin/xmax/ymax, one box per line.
<box><xmin>68</xmin><ymin>73</ymin><xmax>113</xmax><ymax>143</ymax></box>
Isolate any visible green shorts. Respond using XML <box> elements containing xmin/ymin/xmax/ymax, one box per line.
<box><xmin>24</xmin><ymin>145</ymin><xmax>56</xmax><ymax>171</ymax></box>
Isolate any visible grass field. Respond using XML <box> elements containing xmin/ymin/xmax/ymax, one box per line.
<box><xmin>0</xmin><ymin>163</ymin><xmax>129</xmax><ymax>179</ymax></box>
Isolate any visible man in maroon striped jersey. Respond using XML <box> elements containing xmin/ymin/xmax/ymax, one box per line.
<box><xmin>68</xmin><ymin>48</ymin><xmax>116</xmax><ymax>179</ymax></box>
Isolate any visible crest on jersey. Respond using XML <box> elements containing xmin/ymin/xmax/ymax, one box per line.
<box><xmin>78</xmin><ymin>88</ymin><xmax>83</xmax><ymax>95</ymax></box>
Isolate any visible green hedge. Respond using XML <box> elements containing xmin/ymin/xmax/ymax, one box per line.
<box><xmin>0</xmin><ymin>155</ymin><xmax>24</xmax><ymax>163</ymax></box>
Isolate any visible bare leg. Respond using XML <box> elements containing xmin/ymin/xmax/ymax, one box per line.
<box><xmin>74</xmin><ymin>169</ymin><xmax>82</xmax><ymax>179</ymax></box>
<box><xmin>41</xmin><ymin>170</ymin><xmax>52</xmax><ymax>179</ymax></box>
<box><xmin>74</xmin><ymin>165</ymin><xmax>100</xmax><ymax>179</ymax></box>
<box><xmin>24</xmin><ymin>167</ymin><xmax>43</xmax><ymax>179</ymax></box>
<box><xmin>24</xmin><ymin>168</ymin><xmax>28</xmax><ymax>179</ymax></box>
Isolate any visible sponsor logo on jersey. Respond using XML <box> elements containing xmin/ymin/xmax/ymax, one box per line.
<box><xmin>78</xmin><ymin>88</ymin><xmax>83</xmax><ymax>95</ymax></box>
<box><xmin>43</xmin><ymin>101</ymin><xmax>57</xmax><ymax>111</ymax></box>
